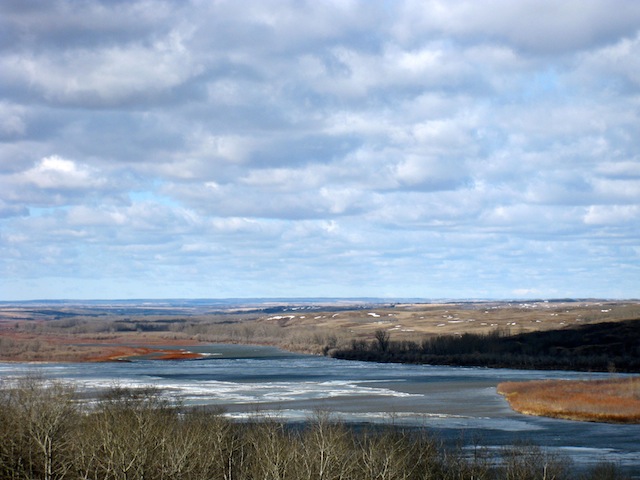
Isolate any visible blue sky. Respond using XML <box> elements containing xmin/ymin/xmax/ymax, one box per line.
<box><xmin>1</xmin><ymin>0</ymin><xmax>639</xmax><ymax>300</ymax></box>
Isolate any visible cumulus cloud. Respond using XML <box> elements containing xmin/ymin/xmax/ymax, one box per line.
<box><xmin>1</xmin><ymin>32</ymin><xmax>201</xmax><ymax>106</ymax></box>
<box><xmin>0</xmin><ymin>201</ymin><xmax>28</xmax><ymax>219</ymax></box>
<box><xmin>0</xmin><ymin>102</ymin><xmax>26</xmax><ymax>137</ymax></box>
<box><xmin>0</xmin><ymin>0</ymin><xmax>639</xmax><ymax>299</ymax></box>
<box><xmin>395</xmin><ymin>0</ymin><xmax>640</xmax><ymax>54</ymax></box>
<box><xmin>22</xmin><ymin>155</ymin><xmax>103</xmax><ymax>190</ymax></box>
<box><xmin>0</xmin><ymin>154</ymin><xmax>133</xmax><ymax>211</ymax></box>
<box><xmin>584</xmin><ymin>205</ymin><xmax>640</xmax><ymax>225</ymax></box>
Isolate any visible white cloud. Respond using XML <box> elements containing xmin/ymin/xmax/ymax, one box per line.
<box><xmin>0</xmin><ymin>154</ymin><xmax>135</xmax><ymax>211</ymax></box>
<box><xmin>591</xmin><ymin>178</ymin><xmax>640</xmax><ymax>202</ymax></box>
<box><xmin>0</xmin><ymin>102</ymin><xmax>26</xmax><ymax>137</ymax></box>
<box><xmin>0</xmin><ymin>200</ymin><xmax>28</xmax><ymax>219</ymax></box>
<box><xmin>396</xmin><ymin>0</ymin><xmax>640</xmax><ymax>54</ymax></box>
<box><xmin>21</xmin><ymin>155</ymin><xmax>102</xmax><ymax>190</ymax></box>
<box><xmin>393</xmin><ymin>156</ymin><xmax>468</xmax><ymax>191</ymax></box>
<box><xmin>575</xmin><ymin>32</ymin><xmax>640</xmax><ymax>90</ymax></box>
<box><xmin>596</xmin><ymin>161</ymin><xmax>640</xmax><ymax>179</ymax></box>
<box><xmin>584</xmin><ymin>205</ymin><xmax>640</xmax><ymax>225</ymax></box>
<box><xmin>1</xmin><ymin>30</ymin><xmax>201</xmax><ymax>106</ymax></box>
<box><xmin>1</xmin><ymin>0</ymin><xmax>639</xmax><ymax>299</ymax></box>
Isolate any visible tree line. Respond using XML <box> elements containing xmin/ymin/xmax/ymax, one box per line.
<box><xmin>0</xmin><ymin>377</ymin><xmax>628</xmax><ymax>480</ymax></box>
<box><xmin>332</xmin><ymin>319</ymin><xmax>640</xmax><ymax>373</ymax></box>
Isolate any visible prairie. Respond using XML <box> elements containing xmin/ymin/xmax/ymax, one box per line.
<box><xmin>1</xmin><ymin>299</ymin><xmax>638</xmax><ymax>363</ymax></box>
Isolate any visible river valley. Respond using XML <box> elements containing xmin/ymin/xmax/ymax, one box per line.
<box><xmin>1</xmin><ymin>344</ymin><xmax>639</xmax><ymax>475</ymax></box>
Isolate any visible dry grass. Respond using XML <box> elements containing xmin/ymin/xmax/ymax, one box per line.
<box><xmin>84</xmin><ymin>346</ymin><xmax>205</xmax><ymax>362</ymax></box>
<box><xmin>497</xmin><ymin>377</ymin><xmax>640</xmax><ymax>423</ymax></box>
<box><xmin>1</xmin><ymin>300</ymin><xmax>639</xmax><ymax>362</ymax></box>
<box><xmin>0</xmin><ymin>329</ymin><xmax>207</xmax><ymax>362</ymax></box>
<box><xmin>256</xmin><ymin>300</ymin><xmax>640</xmax><ymax>339</ymax></box>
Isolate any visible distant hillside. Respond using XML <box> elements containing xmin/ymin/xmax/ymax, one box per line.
<box><xmin>332</xmin><ymin>318</ymin><xmax>640</xmax><ymax>372</ymax></box>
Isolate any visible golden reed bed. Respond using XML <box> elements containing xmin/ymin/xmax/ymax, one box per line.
<box><xmin>497</xmin><ymin>377</ymin><xmax>640</xmax><ymax>423</ymax></box>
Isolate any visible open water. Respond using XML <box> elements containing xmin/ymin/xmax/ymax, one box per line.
<box><xmin>1</xmin><ymin>344</ymin><xmax>639</xmax><ymax>474</ymax></box>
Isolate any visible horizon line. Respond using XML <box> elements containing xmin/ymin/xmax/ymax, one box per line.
<box><xmin>1</xmin><ymin>296</ymin><xmax>637</xmax><ymax>305</ymax></box>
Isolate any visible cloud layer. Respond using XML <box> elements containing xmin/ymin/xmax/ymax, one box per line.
<box><xmin>1</xmin><ymin>0</ymin><xmax>639</xmax><ymax>299</ymax></box>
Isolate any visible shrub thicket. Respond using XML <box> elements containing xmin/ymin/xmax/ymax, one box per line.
<box><xmin>333</xmin><ymin>319</ymin><xmax>640</xmax><ymax>373</ymax></box>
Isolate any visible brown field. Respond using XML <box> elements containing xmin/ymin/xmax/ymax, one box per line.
<box><xmin>497</xmin><ymin>377</ymin><xmax>640</xmax><ymax>423</ymax></box>
<box><xmin>0</xmin><ymin>299</ymin><xmax>639</xmax><ymax>362</ymax></box>
<box><xmin>0</xmin><ymin>330</ymin><xmax>207</xmax><ymax>362</ymax></box>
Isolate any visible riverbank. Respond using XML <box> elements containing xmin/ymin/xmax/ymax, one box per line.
<box><xmin>6</xmin><ymin>376</ymin><xmax>628</xmax><ymax>480</ymax></box>
<box><xmin>331</xmin><ymin>318</ymin><xmax>640</xmax><ymax>373</ymax></box>
<box><xmin>497</xmin><ymin>377</ymin><xmax>640</xmax><ymax>423</ymax></box>
<box><xmin>85</xmin><ymin>345</ymin><xmax>206</xmax><ymax>362</ymax></box>
<box><xmin>0</xmin><ymin>329</ymin><xmax>209</xmax><ymax>363</ymax></box>
<box><xmin>3</xmin><ymin>300</ymin><xmax>639</xmax><ymax>364</ymax></box>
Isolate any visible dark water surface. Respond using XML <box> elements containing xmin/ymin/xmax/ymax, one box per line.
<box><xmin>1</xmin><ymin>344</ymin><xmax>639</xmax><ymax>474</ymax></box>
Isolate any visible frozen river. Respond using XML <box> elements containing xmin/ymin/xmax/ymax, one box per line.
<box><xmin>1</xmin><ymin>344</ymin><xmax>639</xmax><ymax>474</ymax></box>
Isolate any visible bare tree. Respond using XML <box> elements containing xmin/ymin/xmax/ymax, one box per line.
<box><xmin>2</xmin><ymin>376</ymin><xmax>78</xmax><ymax>480</ymax></box>
<box><xmin>90</xmin><ymin>386</ymin><xmax>173</xmax><ymax>480</ymax></box>
<box><xmin>299</xmin><ymin>410</ymin><xmax>355</xmax><ymax>480</ymax></box>
<box><xmin>374</xmin><ymin>329</ymin><xmax>391</xmax><ymax>353</ymax></box>
<box><xmin>245</xmin><ymin>416</ymin><xmax>297</xmax><ymax>480</ymax></box>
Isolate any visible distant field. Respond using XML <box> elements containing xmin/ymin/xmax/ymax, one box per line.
<box><xmin>257</xmin><ymin>300</ymin><xmax>640</xmax><ymax>337</ymax></box>
<box><xmin>0</xmin><ymin>299</ymin><xmax>638</xmax><ymax>362</ymax></box>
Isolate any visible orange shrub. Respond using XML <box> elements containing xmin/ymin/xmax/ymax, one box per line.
<box><xmin>497</xmin><ymin>377</ymin><xmax>640</xmax><ymax>423</ymax></box>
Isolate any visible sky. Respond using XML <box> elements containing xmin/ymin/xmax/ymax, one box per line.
<box><xmin>1</xmin><ymin>0</ymin><xmax>639</xmax><ymax>301</ymax></box>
